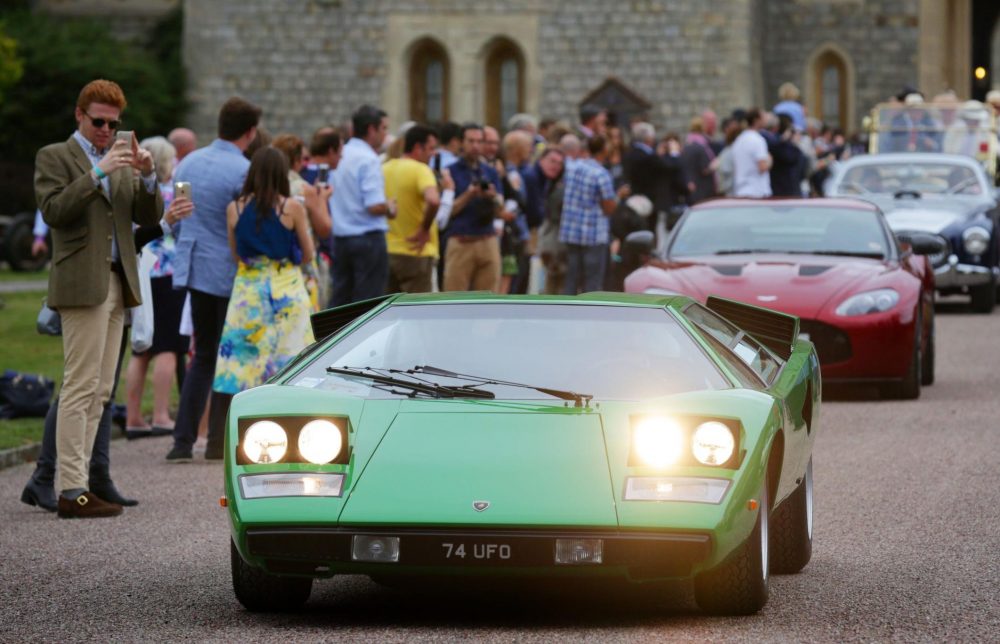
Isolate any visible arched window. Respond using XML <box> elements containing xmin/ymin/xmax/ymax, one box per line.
<box><xmin>409</xmin><ymin>39</ymin><xmax>449</xmax><ymax>123</ymax></box>
<box><xmin>484</xmin><ymin>38</ymin><xmax>525</xmax><ymax>129</ymax></box>
<box><xmin>809</xmin><ymin>48</ymin><xmax>851</xmax><ymax>131</ymax></box>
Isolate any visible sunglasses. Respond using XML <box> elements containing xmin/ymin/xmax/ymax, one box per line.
<box><xmin>84</xmin><ymin>113</ymin><xmax>121</xmax><ymax>130</ymax></box>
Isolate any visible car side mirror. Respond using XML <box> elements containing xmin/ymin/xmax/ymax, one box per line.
<box><xmin>622</xmin><ymin>230</ymin><xmax>657</xmax><ymax>274</ymax></box>
<box><xmin>896</xmin><ymin>232</ymin><xmax>945</xmax><ymax>256</ymax></box>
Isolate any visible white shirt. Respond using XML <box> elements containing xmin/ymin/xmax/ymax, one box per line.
<box><xmin>731</xmin><ymin>129</ymin><xmax>772</xmax><ymax>198</ymax></box>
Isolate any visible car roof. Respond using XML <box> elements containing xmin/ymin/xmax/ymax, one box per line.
<box><xmin>691</xmin><ymin>197</ymin><xmax>878</xmax><ymax>211</ymax></box>
<box><xmin>388</xmin><ymin>291</ymin><xmax>692</xmax><ymax>309</ymax></box>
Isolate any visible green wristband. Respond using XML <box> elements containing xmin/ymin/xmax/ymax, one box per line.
<box><xmin>93</xmin><ymin>166</ymin><xmax>107</xmax><ymax>180</ymax></box>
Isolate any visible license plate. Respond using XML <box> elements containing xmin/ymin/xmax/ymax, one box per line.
<box><xmin>440</xmin><ymin>541</ymin><xmax>513</xmax><ymax>563</ymax></box>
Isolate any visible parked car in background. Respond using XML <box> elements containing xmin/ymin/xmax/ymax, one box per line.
<box><xmin>828</xmin><ymin>153</ymin><xmax>1000</xmax><ymax>312</ymax></box>
<box><xmin>624</xmin><ymin>198</ymin><xmax>941</xmax><ymax>398</ymax></box>
<box><xmin>0</xmin><ymin>211</ymin><xmax>49</xmax><ymax>272</ymax></box>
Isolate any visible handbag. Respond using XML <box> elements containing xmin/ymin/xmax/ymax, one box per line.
<box><xmin>36</xmin><ymin>298</ymin><xmax>62</xmax><ymax>336</ymax></box>
<box><xmin>0</xmin><ymin>370</ymin><xmax>55</xmax><ymax>419</ymax></box>
<box><xmin>130</xmin><ymin>248</ymin><xmax>156</xmax><ymax>353</ymax></box>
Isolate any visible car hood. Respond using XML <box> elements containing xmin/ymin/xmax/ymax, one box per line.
<box><xmin>882</xmin><ymin>206</ymin><xmax>966</xmax><ymax>234</ymax></box>
<box><xmin>625</xmin><ymin>254</ymin><xmax>891</xmax><ymax>318</ymax></box>
<box><xmin>339</xmin><ymin>409</ymin><xmax>620</xmax><ymax>528</ymax></box>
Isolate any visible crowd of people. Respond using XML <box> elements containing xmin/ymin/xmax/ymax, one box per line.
<box><xmin>20</xmin><ymin>75</ymin><xmax>1000</xmax><ymax>518</ymax></box>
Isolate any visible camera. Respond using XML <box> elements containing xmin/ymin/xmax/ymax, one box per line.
<box><xmin>478</xmin><ymin>179</ymin><xmax>491</xmax><ymax>192</ymax></box>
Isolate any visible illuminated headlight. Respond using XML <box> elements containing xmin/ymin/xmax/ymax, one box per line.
<box><xmin>239</xmin><ymin>473</ymin><xmax>344</xmax><ymax>498</ymax></box>
<box><xmin>962</xmin><ymin>226</ymin><xmax>990</xmax><ymax>256</ymax></box>
<box><xmin>625</xmin><ymin>477</ymin><xmax>730</xmax><ymax>503</ymax></box>
<box><xmin>835</xmin><ymin>288</ymin><xmax>899</xmax><ymax>316</ymax></box>
<box><xmin>633</xmin><ymin>417</ymin><xmax>686</xmax><ymax>468</ymax></box>
<box><xmin>692</xmin><ymin>421</ymin><xmax>735</xmax><ymax>465</ymax></box>
<box><xmin>242</xmin><ymin>420</ymin><xmax>288</xmax><ymax>464</ymax></box>
<box><xmin>298</xmin><ymin>419</ymin><xmax>343</xmax><ymax>464</ymax></box>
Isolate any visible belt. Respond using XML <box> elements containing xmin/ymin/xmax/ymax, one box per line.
<box><xmin>451</xmin><ymin>234</ymin><xmax>495</xmax><ymax>243</ymax></box>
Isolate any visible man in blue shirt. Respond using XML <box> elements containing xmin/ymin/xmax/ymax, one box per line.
<box><xmin>328</xmin><ymin>105</ymin><xmax>392</xmax><ymax>306</ymax></box>
<box><xmin>442</xmin><ymin>124</ymin><xmax>503</xmax><ymax>292</ymax></box>
<box><xmin>559</xmin><ymin>134</ymin><xmax>622</xmax><ymax>294</ymax></box>
<box><xmin>167</xmin><ymin>97</ymin><xmax>261</xmax><ymax>462</ymax></box>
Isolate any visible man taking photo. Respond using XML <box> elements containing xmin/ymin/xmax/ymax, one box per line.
<box><xmin>35</xmin><ymin>79</ymin><xmax>163</xmax><ymax>518</ymax></box>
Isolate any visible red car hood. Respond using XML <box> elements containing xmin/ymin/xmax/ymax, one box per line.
<box><xmin>625</xmin><ymin>253</ymin><xmax>894</xmax><ymax>319</ymax></box>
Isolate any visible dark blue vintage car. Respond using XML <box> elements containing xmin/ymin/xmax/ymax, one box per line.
<box><xmin>829</xmin><ymin>154</ymin><xmax>1000</xmax><ymax>312</ymax></box>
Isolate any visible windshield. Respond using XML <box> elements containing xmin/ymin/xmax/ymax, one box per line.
<box><xmin>835</xmin><ymin>163</ymin><xmax>984</xmax><ymax>196</ymax></box>
<box><xmin>871</xmin><ymin>103</ymin><xmax>995</xmax><ymax>163</ymax></box>
<box><xmin>293</xmin><ymin>303</ymin><xmax>729</xmax><ymax>400</ymax></box>
<box><xmin>670</xmin><ymin>205</ymin><xmax>890</xmax><ymax>258</ymax></box>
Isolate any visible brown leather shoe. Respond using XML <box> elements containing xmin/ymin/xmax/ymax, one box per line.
<box><xmin>57</xmin><ymin>492</ymin><xmax>123</xmax><ymax>519</ymax></box>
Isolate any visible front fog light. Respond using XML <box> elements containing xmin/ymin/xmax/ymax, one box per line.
<box><xmin>692</xmin><ymin>421</ymin><xmax>735</xmax><ymax>465</ymax></box>
<box><xmin>239</xmin><ymin>473</ymin><xmax>344</xmax><ymax>498</ymax></box>
<box><xmin>633</xmin><ymin>417</ymin><xmax>685</xmax><ymax>468</ymax></box>
<box><xmin>625</xmin><ymin>477</ymin><xmax>730</xmax><ymax>503</ymax></box>
<box><xmin>298</xmin><ymin>419</ymin><xmax>343</xmax><ymax>464</ymax></box>
<box><xmin>242</xmin><ymin>420</ymin><xmax>288</xmax><ymax>463</ymax></box>
<box><xmin>352</xmin><ymin>535</ymin><xmax>400</xmax><ymax>563</ymax></box>
<box><xmin>555</xmin><ymin>539</ymin><xmax>603</xmax><ymax>565</ymax></box>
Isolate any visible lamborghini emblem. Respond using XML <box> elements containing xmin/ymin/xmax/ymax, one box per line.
<box><xmin>473</xmin><ymin>500</ymin><xmax>490</xmax><ymax>512</ymax></box>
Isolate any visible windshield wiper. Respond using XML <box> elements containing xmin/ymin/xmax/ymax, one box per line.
<box><xmin>402</xmin><ymin>365</ymin><xmax>593</xmax><ymax>408</ymax></box>
<box><xmin>326</xmin><ymin>366</ymin><xmax>495</xmax><ymax>399</ymax></box>
<box><xmin>808</xmin><ymin>250</ymin><xmax>885</xmax><ymax>258</ymax></box>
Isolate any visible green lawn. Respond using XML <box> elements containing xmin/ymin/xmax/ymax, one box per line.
<box><xmin>0</xmin><ymin>268</ymin><xmax>48</xmax><ymax>283</ymax></box>
<box><xmin>0</xmin><ymin>286</ymin><xmax>172</xmax><ymax>450</ymax></box>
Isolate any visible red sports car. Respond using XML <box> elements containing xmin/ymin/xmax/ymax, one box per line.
<box><xmin>624</xmin><ymin>199</ymin><xmax>940</xmax><ymax>398</ymax></box>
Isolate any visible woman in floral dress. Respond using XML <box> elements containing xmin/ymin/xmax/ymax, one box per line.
<box><xmin>213</xmin><ymin>147</ymin><xmax>315</xmax><ymax>395</ymax></box>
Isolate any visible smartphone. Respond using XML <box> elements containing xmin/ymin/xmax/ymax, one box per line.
<box><xmin>317</xmin><ymin>163</ymin><xmax>330</xmax><ymax>185</ymax></box>
<box><xmin>115</xmin><ymin>130</ymin><xmax>135</xmax><ymax>147</ymax></box>
<box><xmin>174</xmin><ymin>181</ymin><xmax>191</xmax><ymax>201</ymax></box>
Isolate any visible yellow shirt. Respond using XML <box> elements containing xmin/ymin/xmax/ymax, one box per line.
<box><xmin>383</xmin><ymin>158</ymin><xmax>439</xmax><ymax>258</ymax></box>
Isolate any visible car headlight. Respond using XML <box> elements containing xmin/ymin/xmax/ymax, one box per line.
<box><xmin>242</xmin><ymin>420</ymin><xmax>288</xmax><ymax>464</ymax></box>
<box><xmin>633</xmin><ymin>417</ymin><xmax>686</xmax><ymax>468</ymax></box>
<box><xmin>692</xmin><ymin>421</ymin><xmax>735</xmax><ymax>466</ymax></box>
<box><xmin>962</xmin><ymin>226</ymin><xmax>990</xmax><ymax>256</ymax></box>
<box><xmin>298</xmin><ymin>419</ymin><xmax>344</xmax><ymax>464</ymax></box>
<box><xmin>835</xmin><ymin>288</ymin><xmax>899</xmax><ymax>316</ymax></box>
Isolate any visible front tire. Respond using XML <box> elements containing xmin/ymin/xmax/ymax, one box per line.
<box><xmin>921</xmin><ymin>316</ymin><xmax>935</xmax><ymax>386</ymax></box>
<box><xmin>885</xmin><ymin>324</ymin><xmax>921</xmax><ymax>400</ymax></box>
<box><xmin>694</xmin><ymin>481</ymin><xmax>769</xmax><ymax>615</ymax></box>
<box><xmin>769</xmin><ymin>458</ymin><xmax>813</xmax><ymax>574</ymax></box>
<box><xmin>231</xmin><ymin>540</ymin><xmax>312</xmax><ymax>612</ymax></box>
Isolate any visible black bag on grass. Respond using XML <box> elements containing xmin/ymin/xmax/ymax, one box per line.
<box><xmin>0</xmin><ymin>370</ymin><xmax>55</xmax><ymax>419</ymax></box>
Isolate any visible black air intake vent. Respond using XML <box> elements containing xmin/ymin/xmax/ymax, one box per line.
<box><xmin>706</xmin><ymin>295</ymin><xmax>800</xmax><ymax>360</ymax></box>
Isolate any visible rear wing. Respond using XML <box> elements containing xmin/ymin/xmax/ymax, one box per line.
<box><xmin>706</xmin><ymin>296</ymin><xmax>800</xmax><ymax>360</ymax></box>
<box><xmin>310</xmin><ymin>294</ymin><xmax>398</xmax><ymax>343</ymax></box>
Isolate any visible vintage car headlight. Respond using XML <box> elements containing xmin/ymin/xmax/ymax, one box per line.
<box><xmin>692</xmin><ymin>421</ymin><xmax>735</xmax><ymax>465</ymax></box>
<box><xmin>242</xmin><ymin>420</ymin><xmax>288</xmax><ymax>464</ymax></box>
<box><xmin>962</xmin><ymin>226</ymin><xmax>990</xmax><ymax>256</ymax></box>
<box><xmin>633</xmin><ymin>417</ymin><xmax>686</xmax><ymax>468</ymax></box>
<box><xmin>835</xmin><ymin>288</ymin><xmax>899</xmax><ymax>316</ymax></box>
<box><xmin>298</xmin><ymin>419</ymin><xmax>344</xmax><ymax>464</ymax></box>
<box><xmin>240</xmin><ymin>473</ymin><xmax>344</xmax><ymax>498</ymax></box>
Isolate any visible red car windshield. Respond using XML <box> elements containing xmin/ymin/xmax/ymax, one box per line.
<box><xmin>670</xmin><ymin>206</ymin><xmax>890</xmax><ymax>259</ymax></box>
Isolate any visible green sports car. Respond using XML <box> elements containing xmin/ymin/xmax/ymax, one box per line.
<box><xmin>225</xmin><ymin>292</ymin><xmax>820</xmax><ymax>615</ymax></box>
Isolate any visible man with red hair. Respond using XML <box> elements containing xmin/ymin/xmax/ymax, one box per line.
<box><xmin>34</xmin><ymin>79</ymin><xmax>163</xmax><ymax>518</ymax></box>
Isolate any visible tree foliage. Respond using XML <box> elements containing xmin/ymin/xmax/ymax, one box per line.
<box><xmin>0</xmin><ymin>22</ymin><xmax>25</xmax><ymax>106</ymax></box>
<box><xmin>0</xmin><ymin>8</ymin><xmax>185</xmax><ymax>211</ymax></box>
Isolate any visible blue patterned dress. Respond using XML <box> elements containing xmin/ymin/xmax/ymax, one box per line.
<box><xmin>213</xmin><ymin>198</ymin><xmax>314</xmax><ymax>394</ymax></box>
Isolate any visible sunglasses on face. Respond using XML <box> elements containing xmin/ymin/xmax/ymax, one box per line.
<box><xmin>85</xmin><ymin>113</ymin><xmax>121</xmax><ymax>130</ymax></box>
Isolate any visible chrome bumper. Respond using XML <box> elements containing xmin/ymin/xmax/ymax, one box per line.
<box><xmin>933</xmin><ymin>255</ymin><xmax>997</xmax><ymax>289</ymax></box>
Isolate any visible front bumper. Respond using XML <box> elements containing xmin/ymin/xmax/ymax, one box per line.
<box><xmin>933</xmin><ymin>255</ymin><xmax>997</xmax><ymax>290</ymax></box>
<box><xmin>240</xmin><ymin>526</ymin><xmax>712</xmax><ymax>581</ymax></box>
<box><xmin>800</xmin><ymin>311</ymin><xmax>916</xmax><ymax>381</ymax></box>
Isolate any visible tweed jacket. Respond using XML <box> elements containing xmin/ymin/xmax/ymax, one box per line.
<box><xmin>35</xmin><ymin>135</ymin><xmax>163</xmax><ymax>308</ymax></box>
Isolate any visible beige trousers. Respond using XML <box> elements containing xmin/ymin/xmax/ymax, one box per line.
<box><xmin>442</xmin><ymin>237</ymin><xmax>501</xmax><ymax>292</ymax></box>
<box><xmin>56</xmin><ymin>273</ymin><xmax>125</xmax><ymax>491</ymax></box>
